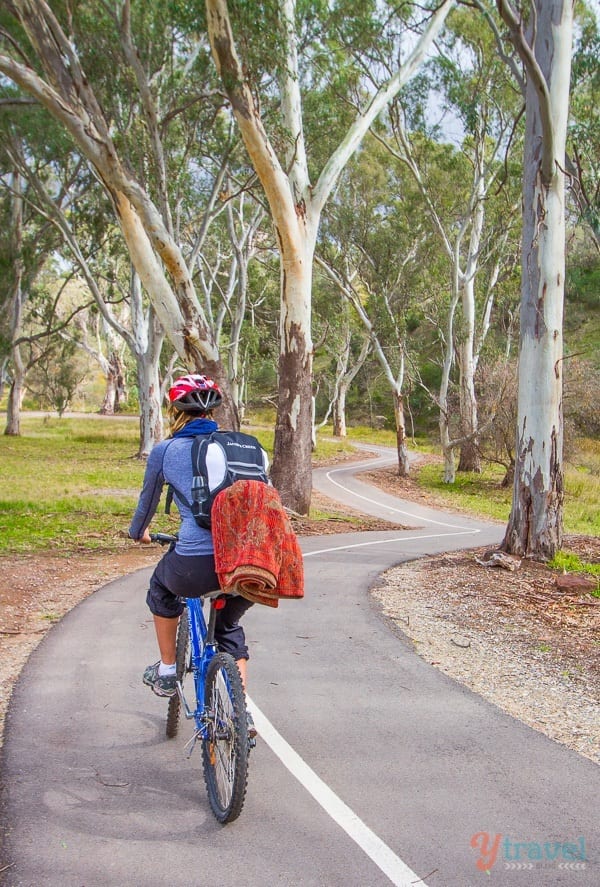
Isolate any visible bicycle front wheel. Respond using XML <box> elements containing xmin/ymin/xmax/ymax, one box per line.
<box><xmin>201</xmin><ymin>653</ymin><xmax>249</xmax><ymax>823</ymax></box>
<box><xmin>166</xmin><ymin>613</ymin><xmax>190</xmax><ymax>739</ymax></box>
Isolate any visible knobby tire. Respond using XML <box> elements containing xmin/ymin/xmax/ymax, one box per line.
<box><xmin>166</xmin><ymin>613</ymin><xmax>189</xmax><ymax>739</ymax></box>
<box><xmin>201</xmin><ymin>653</ymin><xmax>249</xmax><ymax>823</ymax></box>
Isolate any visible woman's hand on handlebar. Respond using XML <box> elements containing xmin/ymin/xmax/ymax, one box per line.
<box><xmin>150</xmin><ymin>531</ymin><xmax>179</xmax><ymax>545</ymax></box>
<box><xmin>137</xmin><ymin>528</ymin><xmax>152</xmax><ymax>545</ymax></box>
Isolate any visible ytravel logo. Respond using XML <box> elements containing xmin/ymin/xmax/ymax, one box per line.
<box><xmin>470</xmin><ymin>832</ymin><xmax>588</xmax><ymax>872</ymax></box>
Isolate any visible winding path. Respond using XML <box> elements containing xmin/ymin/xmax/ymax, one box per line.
<box><xmin>2</xmin><ymin>449</ymin><xmax>598</xmax><ymax>886</ymax></box>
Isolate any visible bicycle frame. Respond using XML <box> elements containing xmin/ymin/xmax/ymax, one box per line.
<box><xmin>148</xmin><ymin>531</ymin><xmax>251</xmax><ymax>822</ymax></box>
<box><xmin>177</xmin><ymin>593</ymin><xmax>224</xmax><ymax>738</ymax></box>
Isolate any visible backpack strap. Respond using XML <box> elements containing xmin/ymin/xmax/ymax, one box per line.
<box><xmin>190</xmin><ymin>435</ymin><xmax>212</xmax><ymax>528</ymax></box>
<box><xmin>191</xmin><ymin>434</ymin><xmax>203</xmax><ymax>477</ymax></box>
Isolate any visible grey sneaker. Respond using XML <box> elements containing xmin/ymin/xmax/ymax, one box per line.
<box><xmin>143</xmin><ymin>661</ymin><xmax>177</xmax><ymax>698</ymax></box>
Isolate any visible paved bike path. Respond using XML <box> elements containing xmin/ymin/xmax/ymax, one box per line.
<box><xmin>1</xmin><ymin>451</ymin><xmax>598</xmax><ymax>886</ymax></box>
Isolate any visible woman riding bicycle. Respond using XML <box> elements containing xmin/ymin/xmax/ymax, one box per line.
<box><xmin>129</xmin><ymin>374</ymin><xmax>255</xmax><ymax>733</ymax></box>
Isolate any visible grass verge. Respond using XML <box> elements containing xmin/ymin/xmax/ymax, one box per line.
<box><xmin>1</xmin><ymin>416</ymin><xmax>597</xmax><ymax>565</ymax></box>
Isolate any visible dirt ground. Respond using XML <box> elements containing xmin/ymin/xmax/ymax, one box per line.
<box><xmin>362</xmin><ymin>465</ymin><xmax>600</xmax><ymax>676</ymax></box>
<box><xmin>0</xmin><ymin>475</ymin><xmax>598</xmax><ymax>760</ymax></box>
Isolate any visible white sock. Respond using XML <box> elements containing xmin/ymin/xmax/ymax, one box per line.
<box><xmin>158</xmin><ymin>661</ymin><xmax>176</xmax><ymax>676</ymax></box>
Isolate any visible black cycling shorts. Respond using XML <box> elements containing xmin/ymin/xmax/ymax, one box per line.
<box><xmin>146</xmin><ymin>547</ymin><xmax>253</xmax><ymax>660</ymax></box>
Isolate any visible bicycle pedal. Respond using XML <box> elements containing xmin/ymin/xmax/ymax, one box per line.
<box><xmin>183</xmin><ymin>729</ymin><xmax>202</xmax><ymax>759</ymax></box>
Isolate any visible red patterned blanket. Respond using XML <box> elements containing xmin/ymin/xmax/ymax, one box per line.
<box><xmin>211</xmin><ymin>480</ymin><xmax>305</xmax><ymax>607</ymax></box>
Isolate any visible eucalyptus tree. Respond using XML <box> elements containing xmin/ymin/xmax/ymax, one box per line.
<box><xmin>0</xmin><ymin>0</ymin><xmax>239</xmax><ymax>427</ymax></box>
<box><xmin>1</xmin><ymin>169</ymin><xmax>27</xmax><ymax>434</ymax></box>
<box><xmin>0</xmin><ymin>124</ymin><xmax>64</xmax><ymax>434</ymax></box>
<box><xmin>205</xmin><ymin>0</ymin><xmax>455</xmax><ymax>512</ymax></box>
<box><xmin>311</xmin><ymin>282</ymin><xmax>371</xmax><ymax>441</ymax></box>
<box><xmin>319</xmin><ymin>138</ymin><xmax>449</xmax><ymax>475</ymax></box>
<box><xmin>495</xmin><ymin>0</ymin><xmax>574</xmax><ymax>559</ymax></box>
<box><xmin>372</xmin><ymin>7</ymin><xmax>523</xmax><ymax>481</ymax></box>
<box><xmin>1</xmin><ymin>123</ymin><xmax>168</xmax><ymax>454</ymax></box>
<box><xmin>74</xmin><ymin>311</ymin><xmax>128</xmax><ymax>415</ymax></box>
<box><xmin>49</xmin><ymin>201</ymin><xmax>169</xmax><ymax>455</ymax></box>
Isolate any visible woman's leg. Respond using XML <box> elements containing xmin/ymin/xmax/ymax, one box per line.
<box><xmin>214</xmin><ymin>596</ymin><xmax>254</xmax><ymax>664</ymax></box>
<box><xmin>144</xmin><ymin>552</ymin><xmax>185</xmax><ymax>696</ymax></box>
<box><xmin>153</xmin><ymin>614</ymin><xmax>178</xmax><ymax>665</ymax></box>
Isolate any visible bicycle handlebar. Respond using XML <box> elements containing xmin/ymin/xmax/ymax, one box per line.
<box><xmin>150</xmin><ymin>532</ymin><xmax>179</xmax><ymax>545</ymax></box>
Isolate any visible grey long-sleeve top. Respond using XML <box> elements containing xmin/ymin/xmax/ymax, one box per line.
<box><xmin>128</xmin><ymin>436</ymin><xmax>214</xmax><ymax>556</ymax></box>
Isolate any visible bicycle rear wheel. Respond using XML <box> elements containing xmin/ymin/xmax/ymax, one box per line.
<box><xmin>166</xmin><ymin>613</ymin><xmax>190</xmax><ymax>739</ymax></box>
<box><xmin>201</xmin><ymin>653</ymin><xmax>249</xmax><ymax>823</ymax></box>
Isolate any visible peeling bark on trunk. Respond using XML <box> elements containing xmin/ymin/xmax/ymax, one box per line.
<box><xmin>136</xmin><ymin>358</ymin><xmax>163</xmax><ymax>459</ymax></box>
<box><xmin>499</xmin><ymin>0</ymin><xmax>572</xmax><ymax>559</ymax></box>
<box><xmin>271</xmin><ymin>227</ymin><xmax>315</xmax><ymax>511</ymax></box>
<box><xmin>394</xmin><ymin>391</ymin><xmax>410</xmax><ymax>477</ymax></box>
<box><xmin>273</xmin><ymin>323</ymin><xmax>314</xmax><ymax>514</ymax></box>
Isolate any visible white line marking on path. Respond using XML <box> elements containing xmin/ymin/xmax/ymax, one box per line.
<box><xmin>253</xmin><ymin>448</ymin><xmax>482</xmax><ymax>882</ymax></box>
<box><xmin>302</xmin><ymin>529</ymin><xmax>479</xmax><ymax>558</ymax></box>
<box><xmin>324</xmin><ymin>464</ymin><xmax>476</xmax><ymax>531</ymax></box>
<box><xmin>246</xmin><ymin>696</ymin><xmax>428</xmax><ymax>887</ymax></box>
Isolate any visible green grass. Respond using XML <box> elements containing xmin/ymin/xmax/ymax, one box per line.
<box><xmin>0</xmin><ymin>416</ymin><xmax>360</xmax><ymax>553</ymax></box>
<box><xmin>1</xmin><ymin>416</ymin><xmax>598</xmax><ymax>559</ymax></box>
<box><xmin>0</xmin><ymin>416</ymin><xmax>148</xmax><ymax>553</ymax></box>
<box><xmin>413</xmin><ymin>452</ymin><xmax>600</xmax><ymax>537</ymax></box>
<box><xmin>415</xmin><ymin>461</ymin><xmax>513</xmax><ymax>523</ymax></box>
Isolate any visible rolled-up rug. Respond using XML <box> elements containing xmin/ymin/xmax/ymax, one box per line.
<box><xmin>212</xmin><ymin>480</ymin><xmax>305</xmax><ymax>607</ymax></box>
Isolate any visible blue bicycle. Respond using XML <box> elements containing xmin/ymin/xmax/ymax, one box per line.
<box><xmin>151</xmin><ymin>533</ymin><xmax>251</xmax><ymax>823</ymax></box>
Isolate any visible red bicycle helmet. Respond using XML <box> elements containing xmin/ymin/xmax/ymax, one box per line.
<box><xmin>168</xmin><ymin>374</ymin><xmax>223</xmax><ymax>413</ymax></box>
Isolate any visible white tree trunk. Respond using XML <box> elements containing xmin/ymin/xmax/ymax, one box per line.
<box><xmin>457</xmin><ymin>153</ymin><xmax>485</xmax><ymax>473</ymax></box>
<box><xmin>332</xmin><ymin>385</ymin><xmax>348</xmax><ymax>438</ymax></box>
<box><xmin>439</xmin><ymin>416</ymin><xmax>456</xmax><ymax>484</ymax></box>
<box><xmin>331</xmin><ymin>325</ymin><xmax>371</xmax><ymax>439</ymax></box>
<box><xmin>136</xmin><ymin>356</ymin><xmax>163</xmax><ymax>459</ymax></box>
<box><xmin>206</xmin><ymin>0</ymin><xmax>454</xmax><ymax>511</ymax></box>
<box><xmin>439</xmin><ymin>278</ymin><xmax>461</xmax><ymax>483</ymax></box>
<box><xmin>499</xmin><ymin>0</ymin><xmax>573</xmax><ymax>558</ymax></box>
<box><xmin>457</xmin><ymin>270</ymin><xmax>481</xmax><ymax>473</ymax></box>
<box><xmin>4</xmin><ymin>171</ymin><xmax>25</xmax><ymax>437</ymax></box>
<box><xmin>129</xmin><ymin>270</ymin><xmax>165</xmax><ymax>456</ymax></box>
<box><xmin>273</xmin><ymin>224</ymin><xmax>318</xmax><ymax>511</ymax></box>
<box><xmin>393</xmin><ymin>390</ymin><xmax>410</xmax><ymax>478</ymax></box>
<box><xmin>225</xmin><ymin>198</ymin><xmax>264</xmax><ymax>416</ymax></box>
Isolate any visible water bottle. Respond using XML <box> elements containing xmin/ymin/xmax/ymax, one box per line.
<box><xmin>191</xmin><ymin>475</ymin><xmax>208</xmax><ymax>521</ymax></box>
